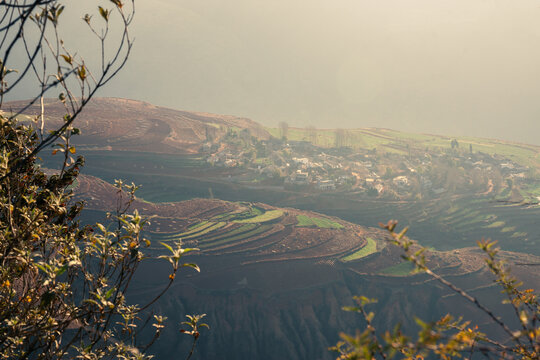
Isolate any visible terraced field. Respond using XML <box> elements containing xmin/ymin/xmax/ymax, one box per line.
<box><xmin>318</xmin><ymin>193</ymin><xmax>540</xmax><ymax>257</ymax></box>
<box><xmin>116</xmin><ymin>196</ymin><xmax>375</xmax><ymax>261</ymax></box>
<box><xmin>341</xmin><ymin>238</ymin><xmax>377</xmax><ymax>262</ymax></box>
<box><xmin>296</xmin><ymin>215</ymin><xmax>343</xmax><ymax>229</ymax></box>
<box><xmin>379</xmin><ymin>261</ymin><xmax>415</xmax><ymax>276</ymax></box>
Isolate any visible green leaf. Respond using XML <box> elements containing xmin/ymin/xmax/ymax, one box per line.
<box><xmin>160</xmin><ymin>242</ymin><xmax>174</xmax><ymax>253</ymax></box>
<box><xmin>104</xmin><ymin>287</ymin><xmax>115</xmax><ymax>300</ymax></box>
<box><xmin>181</xmin><ymin>263</ymin><xmax>200</xmax><ymax>272</ymax></box>
<box><xmin>181</xmin><ymin>248</ymin><xmax>200</xmax><ymax>255</ymax></box>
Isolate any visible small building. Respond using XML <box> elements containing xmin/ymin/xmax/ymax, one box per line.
<box><xmin>393</xmin><ymin>176</ymin><xmax>409</xmax><ymax>188</ymax></box>
<box><xmin>294</xmin><ymin>171</ymin><xmax>309</xmax><ymax>184</ymax></box>
<box><xmin>318</xmin><ymin>179</ymin><xmax>336</xmax><ymax>191</ymax></box>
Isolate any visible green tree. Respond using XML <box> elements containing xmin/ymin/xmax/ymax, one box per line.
<box><xmin>307</xmin><ymin>125</ymin><xmax>317</xmax><ymax>145</ymax></box>
<box><xmin>0</xmin><ymin>1</ymin><xmax>203</xmax><ymax>358</ymax></box>
<box><xmin>279</xmin><ymin>121</ymin><xmax>289</xmax><ymax>141</ymax></box>
<box><xmin>335</xmin><ymin>128</ymin><xmax>346</xmax><ymax>148</ymax></box>
<box><xmin>333</xmin><ymin>221</ymin><xmax>540</xmax><ymax>359</ymax></box>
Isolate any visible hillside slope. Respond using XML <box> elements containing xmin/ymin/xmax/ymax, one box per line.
<box><xmin>7</xmin><ymin>98</ymin><xmax>270</xmax><ymax>153</ymax></box>
<box><xmin>72</xmin><ymin>174</ymin><xmax>540</xmax><ymax>359</ymax></box>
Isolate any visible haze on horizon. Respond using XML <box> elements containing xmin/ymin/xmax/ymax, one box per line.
<box><xmin>13</xmin><ymin>0</ymin><xmax>540</xmax><ymax>145</ymax></box>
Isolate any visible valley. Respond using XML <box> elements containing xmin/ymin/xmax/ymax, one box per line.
<box><xmin>24</xmin><ymin>98</ymin><xmax>540</xmax><ymax>359</ymax></box>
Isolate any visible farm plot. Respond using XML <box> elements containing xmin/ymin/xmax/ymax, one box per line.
<box><xmin>211</xmin><ymin>206</ymin><xmax>263</xmax><ymax>221</ymax></box>
<box><xmin>199</xmin><ymin>224</ymin><xmax>274</xmax><ymax>250</ymax></box>
<box><xmin>379</xmin><ymin>261</ymin><xmax>415</xmax><ymax>276</ymax></box>
<box><xmin>341</xmin><ymin>238</ymin><xmax>377</xmax><ymax>262</ymax></box>
<box><xmin>178</xmin><ymin>222</ymin><xmax>227</xmax><ymax>241</ymax></box>
<box><xmin>296</xmin><ymin>215</ymin><xmax>343</xmax><ymax>229</ymax></box>
<box><xmin>148</xmin><ymin>221</ymin><xmax>228</xmax><ymax>244</ymax></box>
<box><xmin>149</xmin><ymin>217</ymin><xmax>285</xmax><ymax>253</ymax></box>
<box><xmin>234</xmin><ymin>209</ymin><xmax>284</xmax><ymax>223</ymax></box>
<box><xmin>210</xmin><ymin>225</ymin><xmax>291</xmax><ymax>255</ymax></box>
<box><xmin>200</xmin><ymin>223</ymin><xmax>257</xmax><ymax>243</ymax></box>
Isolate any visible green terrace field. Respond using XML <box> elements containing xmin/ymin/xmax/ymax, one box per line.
<box><xmin>234</xmin><ymin>209</ymin><xmax>284</xmax><ymax>223</ymax></box>
<box><xmin>267</xmin><ymin>127</ymin><xmax>540</xmax><ymax>170</ymax></box>
<box><xmin>296</xmin><ymin>215</ymin><xmax>343</xmax><ymax>229</ymax></box>
<box><xmin>341</xmin><ymin>238</ymin><xmax>377</xmax><ymax>262</ymax></box>
<box><xmin>378</xmin><ymin>261</ymin><xmax>416</xmax><ymax>276</ymax></box>
<box><xmin>145</xmin><ymin>203</ymin><xmax>290</xmax><ymax>254</ymax></box>
<box><xmin>324</xmin><ymin>195</ymin><xmax>540</xmax><ymax>256</ymax></box>
<box><xmin>135</xmin><ymin>198</ymin><xmax>380</xmax><ymax>260</ymax></box>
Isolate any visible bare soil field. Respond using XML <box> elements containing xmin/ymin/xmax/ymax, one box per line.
<box><xmin>8</xmin><ymin>97</ymin><xmax>270</xmax><ymax>153</ymax></box>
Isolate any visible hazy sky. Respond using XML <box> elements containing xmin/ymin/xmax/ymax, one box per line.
<box><xmin>14</xmin><ymin>0</ymin><xmax>540</xmax><ymax>144</ymax></box>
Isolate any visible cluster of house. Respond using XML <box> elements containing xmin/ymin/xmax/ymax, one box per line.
<box><xmin>204</xmin><ymin>136</ymin><xmax>533</xmax><ymax>198</ymax></box>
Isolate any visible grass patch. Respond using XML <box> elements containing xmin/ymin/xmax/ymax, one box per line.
<box><xmin>485</xmin><ymin>221</ymin><xmax>505</xmax><ymax>228</ymax></box>
<box><xmin>296</xmin><ymin>215</ymin><xmax>344</xmax><ymax>229</ymax></box>
<box><xmin>511</xmin><ymin>232</ymin><xmax>528</xmax><ymax>238</ymax></box>
<box><xmin>379</xmin><ymin>261</ymin><xmax>415</xmax><ymax>276</ymax></box>
<box><xmin>341</xmin><ymin>238</ymin><xmax>377</xmax><ymax>262</ymax></box>
<box><xmin>234</xmin><ymin>210</ymin><xmax>283</xmax><ymax>223</ymax></box>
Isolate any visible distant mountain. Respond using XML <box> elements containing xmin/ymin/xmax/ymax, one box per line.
<box><xmin>7</xmin><ymin>97</ymin><xmax>270</xmax><ymax>153</ymax></box>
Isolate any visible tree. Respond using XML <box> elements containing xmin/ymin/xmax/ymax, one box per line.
<box><xmin>307</xmin><ymin>125</ymin><xmax>317</xmax><ymax>145</ymax></box>
<box><xmin>335</xmin><ymin>128</ymin><xmax>346</xmax><ymax>148</ymax></box>
<box><xmin>278</xmin><ymin>121</ymin><xmax>289</xmax><ymax>141</ymax></box>
<box><xmin>332</xmin><ymin>221</ymin><xmax>540</xmax><ymax>359</ymax></box>
<box><xmin>0</xmin><ymin>1</ymin><xmax>202</xmax><ymax>358</ymax></box>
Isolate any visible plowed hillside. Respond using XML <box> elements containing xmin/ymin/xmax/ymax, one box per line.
<box><xmin>75</xmin><ymin>174</ymin><xmax>373</xmax><ymax>263</ymax></box>
<box><xmin>73</xmin><ymin>174</ymin><xmax>540</xmax><ymax>280</ymax></box>
<box><xmin>7</xmin><ymin>98</ymin><xmax>270</xmax><ymax>153</ymax></box>
<box><xmin>71</xmin><ymin>174</ymin><xmax>540</xmax><ymax>360</ymax></box>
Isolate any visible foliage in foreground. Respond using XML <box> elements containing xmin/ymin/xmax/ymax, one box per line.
<box><xmin>332</xmin><ymin>221</ymin><xmax>540</xmax><ymax>359</ymax></box>
<box><xmin>0</xmin><ymin>116</ymin><xmax>203</xmax><ymax>359</ymax></box>
<box><xmin>0</xmin><ymin>1</ymin><xmax>208</xmax><ymax>358</ymax></box>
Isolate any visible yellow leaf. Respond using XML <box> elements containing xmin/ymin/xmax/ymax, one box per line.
<box><xmin>78</xmin><ymin>66</ymin><xmax>86</xmax><ymax>80</ymax></box>
<box><xmin>60</xmin><ymin>54</ymin><xmax>72</xmax><ymax>65</ymax></box>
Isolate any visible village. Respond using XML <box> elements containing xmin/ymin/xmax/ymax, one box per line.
<box><xmin>203</xmin><ymin>129</ymin><xmax>534</xmax><ymax>201</ymax></box>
